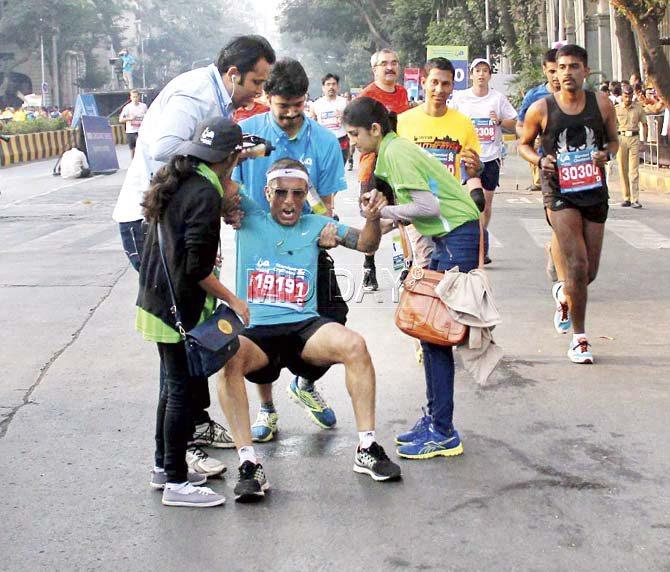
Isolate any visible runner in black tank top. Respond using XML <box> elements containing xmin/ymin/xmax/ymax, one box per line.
<box><xmin>517</xmin><ymin>44</ymin><xmax>618</xmax><ymax>365</ymax></box>
<box><xmin>541</xmin><ymin>90</ymin><xmax>609</xmax><ymax>208</ymax></box>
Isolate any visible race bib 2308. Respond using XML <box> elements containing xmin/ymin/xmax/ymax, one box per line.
<box><xmin>472</xmin><ymin>118</ymin><xmax>496</xmax><ymax>143</ymax></box>
<box><xmin>557</xmin><ymin>150</ymin><xmax>603</xmax><ymax>193</ymax></box>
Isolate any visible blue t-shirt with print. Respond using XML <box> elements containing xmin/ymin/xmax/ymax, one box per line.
<box><xmin>233</xmin><ymin>113</ymin><xmax>347</xmax><ymax>213</ymax></box>
<box><xmin>236</xmin><ymin>195</ymin><xmax>349</xmax><ymax>327</ymax></box>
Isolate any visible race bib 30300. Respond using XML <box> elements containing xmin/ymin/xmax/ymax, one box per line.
<box><xmin>557</xmin><ymin>150</ymin><xmax>603</xmax><ymax>193</ymax></box>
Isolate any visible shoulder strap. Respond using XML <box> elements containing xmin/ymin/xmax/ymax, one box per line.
<box><xmin>477</xmin><ymin>219</ymin><xmax>485</xmax><ymax>269</ymax></box>
<box><xmin>156</xmin><ymin>223</ymin><xmax>186</xmax><ymax>337</ymax></box>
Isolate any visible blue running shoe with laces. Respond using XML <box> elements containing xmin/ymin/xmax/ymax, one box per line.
<box><xmin>396</xmin><ymin>424</ymin><xmax>464</xmax><ymax>459</ymax></box>
<box><xmin>552</xmin><ymin>282</ymin><xmax>572</xmax><ymax>335</ymax></box>
<box><xmin>251</xmin><ymin>408</ymin><xmax>278</xmax><ymax>442</ymax></box>
<box><xmin>287</xmin><ymin>377</ymin><xmax>336</xmax><ymax>429</ymax></box>
<box><xmin>395</xmin><ymin>408</ymin><xmax>432</xmax><ymax>445</ymax></box>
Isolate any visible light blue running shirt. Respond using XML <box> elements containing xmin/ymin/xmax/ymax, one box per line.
<box><xmin>235</xmin><ymin>195</ymin><xmax>349</xmax><ymax>327</ymax></box>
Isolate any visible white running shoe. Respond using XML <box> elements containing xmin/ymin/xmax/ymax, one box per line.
<box><xmin>186</xmin><ymin>446</ymin><xmax>226</xmax><ymax>477</ymax></box>
<box><xmin>552</xmin><ymin>282</ymin><xmax>572</xmax><ymax>335</ymax></box>
<box><xmin>568</xmin><ymin>337</ymin><xmax>594</xmax><ymax>364</ymax></box>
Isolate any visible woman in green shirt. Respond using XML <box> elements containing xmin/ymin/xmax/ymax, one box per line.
<box><xmin>137</xmin><ymin>117</ymin><xmax>249</xmax><ymax>507</ymax></box>
<box><xmin>343</xmin><ymin>97</ymin><xmax>486</xmax><ymax>461</ymax></box>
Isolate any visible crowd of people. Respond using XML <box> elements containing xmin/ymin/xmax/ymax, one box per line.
<box><xmin>108</xmin><ymin>33</ymin><xmax>638</xmax><ymax>508</ymax></box>
<box><xmin>0</xmin><ymin>105</ymin><xmax>73</xmax><ymax>125</ymax></box>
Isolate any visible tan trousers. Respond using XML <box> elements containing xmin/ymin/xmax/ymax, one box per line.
<box><xmin>617</xmin><ymin>135</ymin><xmax>640</xmax><ymax>202</ymax></box>
<box><xmin>531</xmin><ymin>162</ymin><xmax>541</xmax><ymax>187</ymax></box>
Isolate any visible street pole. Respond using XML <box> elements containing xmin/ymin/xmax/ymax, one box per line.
<box><xmin>40</xmin><ymin>34</ymin><xmax>46</xmax><ymax>102</ymax></box>
<box><xmin>485</xmin><ymin>0</ymin><xmax>491</xmax><ymax>62</ymax></box>
<box><xmin>137</xmin><ymin>19</ymin><xmax>146</xmax><ymax>88</ymax></box>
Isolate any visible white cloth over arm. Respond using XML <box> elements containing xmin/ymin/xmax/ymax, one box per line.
<box><xmin>435</xmin><ymin>267</ymin><xmax>503</xmax><ymax>386</ymax></box>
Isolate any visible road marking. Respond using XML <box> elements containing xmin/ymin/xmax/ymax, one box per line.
<box><xmin>5</xmin><ymin>223</ymin><xmax>113</xmax><ymax>252</ymax></box>
<box><xmin>520</xmin><ymin>218</ymin><xmax>552</xmax><ymax>248</ymax></box>
<box><xmin>0</xmin><ymin>175</ymin><xmax>103</xmax><ymax>210</ymax></box>
<box><xmin>89</xmin><ymin>237</ymin><xmax>122</xmax><ymax>252</ymax></box>
<box><xmin>487</xmin><ymin>231</ymin><xmax>503</xmax><ymax>248</ymax></box>
<box><xmin>606</xmin><ymin>220</ymin><xmax>670</xmax><ymax>249</ymax></box>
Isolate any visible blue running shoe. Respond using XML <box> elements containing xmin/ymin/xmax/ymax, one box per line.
<box><xmin>552</xmin><ymin>282</ymin><xmax>572</xmax><ymax>334</ymax></box>
<box><xmin>396</xmin><ymin>424</ymin><xmax>464</xmax><ymax>459</ymax></box>
<box><xmin>287</xmin><ymin>377</ymin><xmax>336</xmax><ymax>429</ymax></box>
<box><xmin>395</xmin><ymin>408</ymin><xmax>431</xmax><ymax>445</ymax></box>
<box><xmin>251</xmin><ymin>408</ymin><xmax>278</xmax><ymax>442</ymax></box>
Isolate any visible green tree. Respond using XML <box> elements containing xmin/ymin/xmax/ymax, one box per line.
<box><xmin>609</xmin><ymin>0</ymin><xmax>670</xmax><ymax>108</ymax></box>
<box><xmin>136</xmin><ymin>0</ymin><xmax>254</xmax><ymax>87</ymax></box>
<box><xmin>0</xmin><ymin>0</ymin><xmax>125</xmax><ymax>96</ymax></box>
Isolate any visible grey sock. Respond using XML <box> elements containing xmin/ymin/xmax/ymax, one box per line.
<box><xmin>261</xmin><ymin>401</ymin><xmax>275</xmax><ymax>412</ymax></box>
<box><xmin>297</xmin><ymin>377</ymin><xmax>315</xmax><ymax>391</ymax></box>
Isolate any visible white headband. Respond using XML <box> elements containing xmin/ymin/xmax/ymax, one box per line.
<box><xmin>267</xmin><ymin>168</ymin><xmax>310</xmax><ymax>184</ymax></box>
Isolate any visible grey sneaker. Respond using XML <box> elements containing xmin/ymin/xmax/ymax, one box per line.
<box><xmin>190</xmin><ymin>420</ymin><xmax>236</xmax><ymax>449</ymax></box>
<box><xmin>161</xmin><ymin>482</ymin><xmax>225</xmax><ymax>507</ymax></box>
<box><xmin>186</xmin><ymin>446</ymin><xmax>226</xmax><ymax>477</ymax></box>
<box><xmin>150</xmin><ymin>469</ymin><xmax>206</xmax><ymax>490</ymax></box>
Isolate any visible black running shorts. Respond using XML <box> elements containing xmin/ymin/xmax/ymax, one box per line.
<box><xmin>242</xmin><ymin>316</ymin><xmax>334</xmax><ymax>385</ymax></box>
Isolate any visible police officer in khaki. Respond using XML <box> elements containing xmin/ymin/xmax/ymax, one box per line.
<box><xmin>615</xmin><ymin>85</ymin><xmax>647</xmax><ymax>208</ymax></box>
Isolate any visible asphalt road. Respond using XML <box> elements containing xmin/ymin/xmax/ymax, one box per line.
<box><xmin>1</xmin><ymin>148</ymin><xmax>669</xmax><ymax>571</ymax></box>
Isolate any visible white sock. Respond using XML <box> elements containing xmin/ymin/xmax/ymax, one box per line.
<box><xmin>238</xmin><ymin>445</ymin><xmax>258</xmax><ymax>465</ymax></box>
<box><xmin>572</xmin><ymin>333</ymin><xmax>587</xmax><ymax>344</ymax></box>
<box><xmin>358</xmin><ymin>430</ymin><xmax>375</xmax><ymax>449</ymax></box>
<box><xmin>153</xmin><ymin>466</ymin><xmax>165</xmax><ymax>473</ymax></box>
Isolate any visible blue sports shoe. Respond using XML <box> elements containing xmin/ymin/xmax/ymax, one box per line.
<box><xmin>552</xmin><ymin>282</ymin><xmax>572</xmax><ymax>335</ymax></box>
<box><xmin>251</xmin><ymin>408</ymin><xmax>278</xmax><ymax>442</ymax></box>
<box><xmin>396</xmin><ymin>424</ymin><xmax>464</xmax><ymax>459</ymax></box>
<box><xmin>395</xmin><ymin>408</ymin><xmax>432</xmax><ymax>445</ymax></box>
<box><xmin>287</xmin><ymin>377</ymin><xmax>336</xmax><ymax>429</ymax></box>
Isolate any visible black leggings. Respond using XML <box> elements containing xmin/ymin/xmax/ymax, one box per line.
<box><xmin>155</xmin><ymin>342</ymin><xmax>208</xmax><ymax>482</ymax></box>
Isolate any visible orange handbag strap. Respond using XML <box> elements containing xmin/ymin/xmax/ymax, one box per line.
<box><xmin>397</xmin><ymin>219</ymin><xmax>486</xmax><ymax>269</ymax></box>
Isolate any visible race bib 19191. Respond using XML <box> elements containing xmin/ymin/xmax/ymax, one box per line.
<box><xmin>472</xmin><ymin>118</ymin><xmax>496</xmax><ymax>143</ymax></box>
<box><xmin>556</xmin><ymin>150</ymin><xmax>603</xmax><ymax>193</ymax></box>
<box><xmin>247</xmin><ymin>268</ymin><xmax>309</xmax><ymax>311</ymax></box>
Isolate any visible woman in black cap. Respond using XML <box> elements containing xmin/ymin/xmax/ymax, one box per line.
<box><xmin>137</xmin><ymin>117</ymin><xmax>250</xmax><ymax>508</ymax></box>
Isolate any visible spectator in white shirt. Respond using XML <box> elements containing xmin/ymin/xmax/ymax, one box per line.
<box><xmin>58</xmin><ymin>145</ymin><xmax>90</xmax><ymax>179</ymax></box>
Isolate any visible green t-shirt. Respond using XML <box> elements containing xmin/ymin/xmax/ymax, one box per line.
<box><xmin>136</xmin><ymin>162</ymin><xmax>221</xmax><ymax>343</ymax></box>
<box><xmin>374</xmin><ymin>132</ymin><xmax>480</xmax><ymax>237</ymax></box>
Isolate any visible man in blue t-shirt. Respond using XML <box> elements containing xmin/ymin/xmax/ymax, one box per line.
<box><xmin>234</xmin><ymin>58</ymin><xmax>349</xmax><ymax>442</ymax></box>
<box><xmin>218</xmin><ymin>158</ymin><xmax>401</xmax><ymax>500</ymax></box>
<box><xmin>516</xmin><ymin>48</ymin><xmax>561</xmax><ymax>191</ymax></box>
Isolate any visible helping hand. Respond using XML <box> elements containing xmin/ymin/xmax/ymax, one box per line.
<box><xmin>461</xmin><ymin>148</ymin><xmax>482</xmax><ymax>179</ymax></box>
<box><xmin>318</xmin><ymin>223</ymin><xmax>339</xmax><ymax>249</ymax></box>
<box><xmin>360</xmin><ymin>189</ymin><xmax>388</xmax><ymax>220</ymax></box>
<box><xmin>228</xmin><ymin>297</ymin><xmax>250</xmax><ymax>326</ymax></box>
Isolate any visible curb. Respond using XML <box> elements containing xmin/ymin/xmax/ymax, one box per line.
<box><xmin>1</xmin><ymin>125</ymin><xmax>126</xmax><ymax>168</ymax></box>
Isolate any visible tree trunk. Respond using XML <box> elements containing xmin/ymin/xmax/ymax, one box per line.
<box><xmin>611</xmin><ymin>0</ymin><xmax>670</xmax><ymax>109</ymax></box>
<box><xmin>495</xmin><ymin>0</ymin><xmax>520</xmax><ymax>70</ymax></box>
<box><xmin>613</xmin><ymin>10</ymin><xmax>640</xmax><ymax>80</ymax></box>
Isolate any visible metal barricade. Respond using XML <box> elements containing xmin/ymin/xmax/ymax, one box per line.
<box><xmin>643</xmin><ymin>114</ymin><xmax>663</xmax><ymax>169</ymax></box>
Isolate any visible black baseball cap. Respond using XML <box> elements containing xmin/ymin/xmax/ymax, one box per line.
<box><xmin>177</xmin><ymin>117</ymin><xmax>243</xmax><ymax>163</ymax></box>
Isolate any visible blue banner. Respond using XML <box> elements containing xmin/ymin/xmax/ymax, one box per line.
<box><xmin>72</xmin><ymin>94</ymin><xmax>100</xmax><ymax>128</ymax></box>
<box><xmin>81</xmin><ymin>115</ymin><xmax>119</xmax><ymax>173</ymax></box>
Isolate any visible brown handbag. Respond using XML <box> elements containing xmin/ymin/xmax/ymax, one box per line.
<box><xmin>394</xmin><ymin>221</ymin><xmax>485</xmax><ymax>347</ymax></box>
